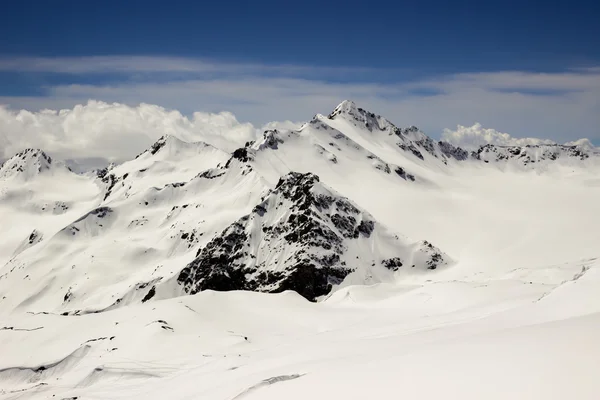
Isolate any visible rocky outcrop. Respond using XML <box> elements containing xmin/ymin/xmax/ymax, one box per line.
<box><xmin>177</xmin><ymin>172</ymin><xmax>450</xmax><ymax>301</ymax></box>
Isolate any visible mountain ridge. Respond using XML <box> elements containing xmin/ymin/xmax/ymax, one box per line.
<box><xmin>0</xmin><ymin>100</ymin><xmax>598</xmax><ymax>313</ymax></box>
<box><xmin>0</xmin><ymin>148</ymin><xmax>72</xmax><ymax>180</ymax></box>
<box><xmin>2</xmin><ymin>100</ymin><xmax>597</xmax><ymax>175</ymax></box>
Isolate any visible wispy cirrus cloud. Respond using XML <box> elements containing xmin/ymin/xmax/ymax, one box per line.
<box><xmin>0</xmin><ymin>56</ymin><xmax>395</xmax><ymax>81</ymax></box>
<box><xmin>414</xmin><ymin>69</ymin><xmax>600</xmax><ymax>93</ymax></box>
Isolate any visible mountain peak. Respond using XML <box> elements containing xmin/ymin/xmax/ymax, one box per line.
<box><xmin>148</xmin><ymin>134</ymin><xmax>186</xmax><ymax>155</ymax></box>
<box><xmin>326</xmin><ymin>100</ymin><xmax>401</xmax><ymax>134</ymax></box>
<box><xmin>275</xmin><ymin>171</ymin><xmax>320</xmax><ymax>191</ymax></box>
<box><xmin>0</xmin><ymin>148</ymin><xmax>57</xmax><ymax>179</ymax></box>
<box><xmin>136</xmin><ymin>134</ymin><xmax>215</xmax><ymax>159</ymax></box>
<box><xmin>176</xmin><ymin>170</ymin><xmax>451</xmax><ymax>301</ymax></box>
<box><xmin>14</xmin><ymin>148</ymin><xmax>50</xmax><ymax>161</ymax></box>
<box><xmin>335</xmin><ymin>99</ymin><xmax>358</xmax><ymax>110</ymax></box>
<box><xmin>327</xmin><ymin>100</ymin><xmax>361</xmax><ymax>119</ymax></box>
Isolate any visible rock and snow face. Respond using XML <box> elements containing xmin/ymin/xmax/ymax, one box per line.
<box><xmin>99</xmin><ymin>134</ymin><xmax>231</xmax><ymax>202</ymax></box>
<box><xmin>0</xmin><ymin>148</ymin><xmax>63</xmax><ymax>180</ymax></box>
<box><xmin>325</xmin><ymin>100</ymin><xmax>598</xmax><ymax>168</ymax></box>
<box><xmin>325</xmin><ymin>100</ymin><xmax>469</xmax><ymax>164</ymax></box>
<box><xmin>177</xmin><ymin>172</ymin><xmax>449</xmax><ymax>301</ymax></box>
<box><xmin>0</xmin><ymin>137</ymin><xmax>267</xmax><ymax>314</ymax></box>
<box><xmin>471</xmin><ymin>143</ymin><xmax>597</xmax><ymax>165</ymax></box>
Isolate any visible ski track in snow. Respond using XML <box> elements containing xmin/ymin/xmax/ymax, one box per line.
<box><xmin>231</xmin><ymin>374</ymin><xmax>305</xmax><ymax>399</ymax></box>
<box><xmin>0</xmin><ymin>100</ymin><xmax>599</xmax><ymax>399</ymax></box>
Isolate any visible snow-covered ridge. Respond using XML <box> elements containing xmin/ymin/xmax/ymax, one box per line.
<box><xmin>0</xmin><ymin>148</ymin><xmax>69</xmax><ymax>180</ymax></box>
<box><xmin>98</xmin><ymin>134</ymin><xmax>231</xmax><ymax>202</ymax></box>
<box><xmin>325</xmin><ymin>100</ymin><xmax>469</xmax><ymax>163</ymax></box>
<box><xmin>471</xmin><ymin>143</ymin><xmax>597</xmax><ymax>164</ymax></box>
<box><xmin>134</xmin><ymin>134</ymin><xmax>217</xmax><ymax>159</ymax></box>
<box><xmin>326</xmin><ymin>100</ymin><xmax>598</xmax><ymax>166</ymax></box>
<box><xmin>3</xmin><ymin>100</ymin><xmax>596</xmax><ymax>179</ymax></box>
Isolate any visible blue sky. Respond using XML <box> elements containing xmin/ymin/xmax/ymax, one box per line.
<box><xmin>0</xmin><ymin>0</ymin><xmax>599</xmax><ymax>146</ymax></box>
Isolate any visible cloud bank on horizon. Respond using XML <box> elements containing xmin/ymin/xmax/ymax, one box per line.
<box><xmin>442</xmin><ymin>123</ymin><xmax>598</xmax><ymax>151</ymax></box>
<box><xmin>0</xmin><ymin>101</ymin><xmax>300</xmax><ymax>167</ymax></box>
<box><xmin>0</xmin><ymin>99</ymin><xmax>595</xmax><ymax>171</ymax></box>
<box><xmin>0</xmin><ymin>56</ymin><xmax>598</xmax><ymax>166</ymax></box>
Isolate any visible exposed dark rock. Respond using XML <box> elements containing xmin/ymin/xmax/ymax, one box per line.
<box><xmin>141</xmin><ymin>286</ymin><xmax>156</xmax><ymax>303</ymax></box>
<box><xmin>331</xmin><ymin>214</ymin><xmax>357</xmax><ymax>238</ymax></box>
<box><xmin>397</xmin><ymin>143</ymin><xmax>424</xmax><ymax>160</ymax></box>
<box><xmin>395</xmin><ymin>125</ymin><xmax>420</xmax><ymax>136</ymax></box>
<box><xmin>232</xmin><ymin>148</ymin><xmax>251</xmax><ymax>162</ymax></box>
<box><xmin>150</xmin><ymin>136</ymin><xmax>168</xmax><ymax>155</ymax></box>
<box><xmin>224</xmin><ymin>147</ymin><xmax>254</xmax><ymax>168</ymax></box>
<box><xmin>96</xmin><ymin>166</ymin><xmax>110</xmax><ymax>179</ymax></box>
<box><xmin>63</xmin><ymin>288</ymin><xmax>73</xmax><ymax>302</ymax></box>
<box><xmin>394</xmin><ymin>166</ymin><xmax>416</xmax><ymax>181</ymax></box>
<box><xmin>253</xmin><ymin>204</ymin><xmax>267</xmax><ymax>216</ymax></box>
<box><xmin>270</xmin><ymin>263</ymin><xmax>349</xmax><ymax>300</ymax></box>
<box><xmin>261</xmin><ymin>130</ymin><xmax>284</xmax><ymax>149</ymax></box>
<box><xmin>28</xmin><ymin>230</ymin><xmax>41</xmax><ymax>244</ymax></box>
<box><xmin>355</xmin><ymin>220</ymin><xmax>374</xmax><ymax>238</ymax></box>
<box><xmin>196</xmin><ymin>168</ymin><xmax>226</xmax><ymax>180</ymax></box>
<box><xmin>68</xmin><ymin>207</ymin><xmax>113</xmax><ymax>225</ymax></box>
<box><xmin>101</xmin><ymin>173</ymin><xmax>118</xmax><ymax>201</ymax></box>
<box><xmin>427</xmin><ymin>253</ymin><xmax>443</xmax><ymax>269</ymax></box>
<box><xmin>382</xmin><ymin>257</ymin><xmax>403</xmax><ymax>271</ymax></box>
<box><xmin>470</xmin><ymin>143</ymin><xmax>592</xmax><ymax>164</ymax></box>
<box><xmin>418</xmin><ymin>240</ymin><xmax>445</xmax><ymax>270</ymax></box>
<box><xmin>439</xmin><ymin>141</ymin><xmax>469</xmax><ymax>160</ymax></box>
<box><xmin>175</xmin><ymin>228</ymin><xmax>202</xmax><ymax>248</ymax></box>
<box><xmin>90</xmin><ymin>207</ymin><xmax>112</xmax><ymax>219</ymax></box>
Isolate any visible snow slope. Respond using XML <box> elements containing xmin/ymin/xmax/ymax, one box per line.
<box><xmin>0</xmin><ymin>100</ymin><xmax>599</xmax><ymax>399</ymax></box>
<box><xmin>0</xmin><ymin>137</ymin><xmax>266</xmax><ymax>314</ymax></box>
<box><xmin>1</xmin><ymin>257</ymin><xmax>599</xmax><ymax>399</ymax></box>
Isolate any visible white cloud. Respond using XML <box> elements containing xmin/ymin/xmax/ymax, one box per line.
<box><xmin>0</xmin><ymin>101</ymin><xmax>289</xmax><ymax>166</ymax></box>
<box><xmin>441</xmin><ymin>123</ymin><xmax>557</xmax><ymax>150</ymax></box>
<box><xmin>3</xmin><ymin>73</ymin><xmax>598</xmax><ymax>143</ymax></box>
<box><xmin>261</xmin><ymin>120</ymin><xmax>302</xmax><ymax>132</ymax></box>
<box><xmin>0</xmin><ymin>56</ymin><xmax>384</xmax><ymax>79</ymax></box>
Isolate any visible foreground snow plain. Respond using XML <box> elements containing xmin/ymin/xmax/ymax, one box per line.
<box><xmin>1</xmin><ymin>101</ymin><xmax>599</xmax><ymax>399</ymax></box>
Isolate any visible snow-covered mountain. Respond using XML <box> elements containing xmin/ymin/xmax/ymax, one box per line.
<box><xmin>0</xmin><ymin>148</ymin><xmax>69</xmax><ymax>180</ymax></box>
<box><xmin>325</xmin><ymin>100</ymin><xmax>598</xmax><ymax>167</ymax></box>
<box><xmin>1</xmin><ymin>101</ymin><xmax>600</xmax><ymax>400</ymax></box>
<box><xmin>1</xmin><ymin>100</ymin><xmax>598</xmax><ymax>312</ymax></box>
<box><xmin>471</xmin><ymin>142</ymin><xmax>595</xmax><ymax>164</ymax></box>
<box><xmin>176</xmin><ymin>171</ymin><xmax>450</xmax><ymax>301</ymax></box>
